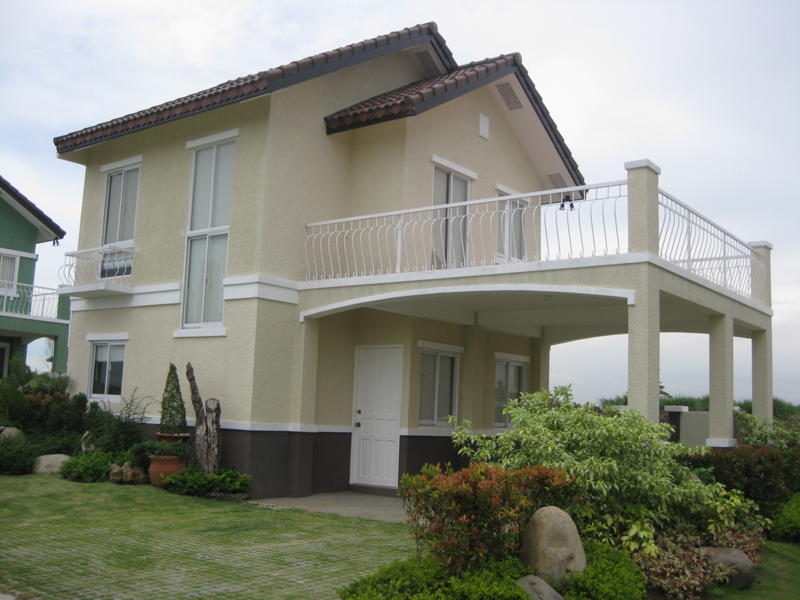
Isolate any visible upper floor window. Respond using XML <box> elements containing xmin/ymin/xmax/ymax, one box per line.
<box><xmin>183</xmin><ymin>141</ymin><xmax>234</xmax><ymax>327</ymax></box>
<box><xmin>102</xmin><ymin>166</ymin><xmax>139</xmax><ymax>246</ymax></box>
<box><xmin>496</xmin><ymin>189</ymin><xmax>526</xmax><ymax>262</ymax></box>
<box><xmin>432</xmin><ymin>167</ymin><xmax>469</xmax><ymax>269</ymax></box>
<box><xmin>0</xmin><ymin>252</ymin><xmax>19</xmax><ymax>291</ymax></box>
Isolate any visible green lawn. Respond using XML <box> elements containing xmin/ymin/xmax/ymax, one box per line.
<box><xmin>0</xmin><ymin>475</ymin><xmax>413</xmax><ymax>600</ymax></box>
<box><xmin>710</xmin><ymin>541</ymin><xmax>800</xmax><ymax>599</ymax></box>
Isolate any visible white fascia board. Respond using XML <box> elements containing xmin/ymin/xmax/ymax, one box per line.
<box><xmin>185</xmin><ymin>129</ymin><xmax>239</xmax><ymax>149</ymax></box>
<box><xmin>431</xmin><ymin>155</ymin><xmax>477</xmax><ymax>180</ymax></box>
<box><xmin>100</xmin><ymin>155</ymin><xmax>143</xmax><ymax>173</ymax></box>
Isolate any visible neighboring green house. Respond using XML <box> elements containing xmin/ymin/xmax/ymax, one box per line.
<box><xmin>0</xmin><ymin>175</ymin><xmax>68</xmax><ymax>376</ymax></box>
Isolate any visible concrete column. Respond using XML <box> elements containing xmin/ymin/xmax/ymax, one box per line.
<box><xmin>627</xmin><ymin>274</ymin><xmax>660</xmax><ymax>423</ymax></box>
<box><xmin>625</xmin><ymin>159</ymin><xmax>661</xmax><ymax>255</ymax></box>
<box><xmin>707</xmin><ymin>313</ymin><xmax>735</xmax><ymax>446</ymax></box>
<box><xmin>51</xmin><ymin>334</ymin><xmax>68</xmax><ymax>373</ymax></box>
<box><xmin>529</xmin><ymin>334</ymin><xmax>550</xmax><ymax>392</ymax></box>
<box><xmin>461</xmin><ymin>325</ymin><xmax>487</xmax><ymax>424</ymax></box>
<box><xmin>749</xmin><ymin>241</ymin><xmax>772</xmax><ymax>307</ymax></box>
<box><xmin>752</xmin><ymin>325</ymin><xmax>773</xmax><ymax>422</ymax></box>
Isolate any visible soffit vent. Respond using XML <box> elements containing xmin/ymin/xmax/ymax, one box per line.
<box><xmin>546</xmin><ymin>173</ymin><xmax>567</xmax><ymax>189</ymax></box>
<box><xmin>495</xmin><ymin>82</ymin><xmax>522</xmax><ymax>110</ymax></box>
<box><xmin>415</xmin><ymin>50</ymin><xmax>441</xmax><ymax>78</ymax></box>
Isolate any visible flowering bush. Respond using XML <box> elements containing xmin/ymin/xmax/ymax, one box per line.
<box><xmin>398</xmin><ymin>462</ymin><xmax>573</xmax><ymax>573</ymax></box>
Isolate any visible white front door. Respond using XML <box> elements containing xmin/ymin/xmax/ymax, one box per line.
<box><xmin>350</xmin><ymin>345</ymin><xmax>403</xmax><ymax>488</ymax></box>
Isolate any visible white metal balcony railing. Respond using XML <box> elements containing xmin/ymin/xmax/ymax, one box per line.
<box><xmin>59</xmin><ymin>246</ymin><xmax>135</xmax><ymax>289</ymax></box>
<box><xmin>0</xmin><ymin>280</ymin><xmax>61</xmax><ymax>320</ymax></box>
<box><xmin>658</xmin><ymin>190</ymin><xmax>768</xmax><ymax>304</ymax></box>
<box><xmin>304</xmin><ymin>181</ymin><xmax>769</xmax><ymax>306</ymax></box>
<box><xmin>305</xmin><ymin>182</ymin><xmax>629</xmax><ymax>280</ymax></box>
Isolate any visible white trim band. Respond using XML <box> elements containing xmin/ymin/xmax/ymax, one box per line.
<box><xmin>223</xmin><ymin>274</ymin><xmax>299</xmax><ymax>304</ymax></box>
<box><xmin>173</xmin><ymin>327</ymin><xmax>227</xmax><ymax>338</ymax></box>
<box><xmin>431</xmin><ymin>154</ymin><xmax>477</xmax><ymax>180</ymax></box>
<box><xmin>417</xmin><ymin>340</ymin><xmax>465</xmax><ymax>354</ymax></box>
<box><xmin>705</xmin><ymin>438</ymin><xmax>737</xmax><ymax>448</ymax></box>
<box><xmin>86</xmin><ymin>332</ymin><xmax>129</xmax><ymax>341</ymax></box>
<box><xmin>186</xmin><ymin>128</ymin><xmax>239</xmax><ymax>149</ymax></box>
<box><xmin>100</xmin><ymin>155</ymin><xmax>143</xmax><ymax>173</ymax></box>
<box><xmin>0</xmin><ymin>247</ymin><xmax>37</xmax><ymax>260</ymax></box>
<box><xmin>495</xmin><ymin>352</ymin><xmax>530</xmax><ymax>364</ymax></box>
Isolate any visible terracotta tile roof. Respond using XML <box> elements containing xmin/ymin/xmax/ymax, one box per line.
<box><xmin>325</xmin><ymin>54</ymin><xmax>520</xmax><ymax>133</ymax></box>
<box><xmin>0</xmin><ymin>174</ymin><xmax>66</xmax><ymax>241</ymax></box>
<box><xmin>53</xmin><ymin>22</ymin><xmax>455</xmax><ymax>155</ymax></box>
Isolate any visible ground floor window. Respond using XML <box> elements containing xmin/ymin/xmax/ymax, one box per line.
<box><xmin>91</xmin><ymin>342</ymin><xmax>125</xmax><ymax>398</ymax></box>
<box><xmin>419</xmin><ymin>350</ymin><xmax>459</xmax><ymax>426</ymax></box>
<box><xmin>494</xmin><ymin>360</ymin><xmax>523</xmax><ymax>426</ymax></box>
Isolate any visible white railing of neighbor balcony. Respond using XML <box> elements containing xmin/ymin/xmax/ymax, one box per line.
<box><xmin>305</xmin><ymin>182</ymin><xmax>629</xmax><ymax>280</ymax></box>
<box><xmin>0</xmin><ymin>281</ymin><xmax>61</xmax><ymax>320</ymax></box>
<box><xmin>658</xmin><ymin>190</ymin><xmax>768</xmax><ymax>304</ymax></box>
<box><xmin>59</xmin><ymin>246</ymin><xmax>135</xmax><ymax>289</ymax></box>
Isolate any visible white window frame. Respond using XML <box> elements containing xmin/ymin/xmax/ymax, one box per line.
<box><xmin>181</xmin><ymin>139</ymin><xmax>234</xmax><ymax>329</ymax></box>
<box><xmin>0</xmin><ymin>251</ymin><xmax>20</xmax><ymax>297</ymax></box>
<box><xmin>432</xmin><ymin>165</ymin><xmax>471</xmax><ymax>269</ymax></box>
<box><xmin>419</xmin><ymin>348</ymin><xmax>460</xmax><ymax>427</ymax></box>
<box><xmin>494</xmin><ymin>357</ymin><xmax>526</xmax><ymax>427</ymax></box>
<box><xmin>495</xmin><ymin>185</ymin><xmax>528</xmax><ymax>263</ymax></box>
<box><xmin>99</xmin><ymin>160</ymin><xmax>140</xmax><ymax>279</ymax></box>
<box><xmin>88</xmin><ymin>341</ymin><xmax>126</xmax><ymax>401</ymax></box>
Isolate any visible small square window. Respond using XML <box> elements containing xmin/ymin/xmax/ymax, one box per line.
<box><xmin>90</xmin><ymin>342</ymin><xmax>125</xmax><ymax>398</ymax></box>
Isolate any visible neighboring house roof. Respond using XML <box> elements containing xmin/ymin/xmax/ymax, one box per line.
<box><xmin>53</xmin><ymin>22</ymin><xmax>456</xmax><ymax>155</ymax></box>
<box><xmin>52</xmin><ymin>21</ymin><xmax>582</xmax><ymax>185</ymax></box>
<box><xmin>323</xmin><ymin>53</ymin><xmax>583</xmax><ymax>186</ymax></box>
<box><xmin>0</xmin><ymin>175</ymin><xmax>66</xmax><ymax>243</ymax></box>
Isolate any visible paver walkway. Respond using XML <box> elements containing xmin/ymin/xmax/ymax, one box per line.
<box><xmin>251</xmin><ymin>492</ymin><xmax>406</xmax><ymax>523</ymax></box>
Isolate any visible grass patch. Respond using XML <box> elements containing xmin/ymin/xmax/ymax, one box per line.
<box><xmin>0</xmin><ymin>475</ymin><xmax>413</xmax><ymax>600</ymax></box>
<box><xmin>709</xmin><ymin>542</ymin><xmax>800</xmax><ymax>599</ymax></box>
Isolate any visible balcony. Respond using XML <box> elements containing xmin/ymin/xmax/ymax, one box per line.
<box><xmin>0</xmin><ymin>281</ymin><xmax>65</xmax><ymax>322</ymax></box>
<box><xmin>58</xmin><ymin>245</ymin><xmax>135</xmax><ymax>297</ymax></box>
<box><xmin>304</xmin><ymin>177</ymin><xmax>769</xmax><ymax>307</ymax></box>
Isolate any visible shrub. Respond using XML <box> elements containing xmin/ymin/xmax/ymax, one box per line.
<box><xmin>60</xmin><ymin>451</ymin><xmax>113</xmax><ymax>482</ymax></box>
<box><xmin>158</xmin><ymin>363</ymin><xmax>188</xmax><ymax>434</ymax></box>
<box><xmin>635</xmin><ymin>533</ymin><xmax>731</xmax><ymax>600</ymax></box>
<box><xmin>162</xmin><ymin>467</ymin><xmax>251</xmax><ymax>497</ymax></box>
<box><xmin>45</xmin><ymin>393</ymin><xmax>87</xmax><ymax>434</ymax></box>
<box><xmin>559</xmin><ymin>541</ymin><xmax>646</xmax><ymax>600</ymax></box>
<box><xmin>453</xmin><ymin>387</ymin><xmax>714</xmax><ymax>555</ymax></box>
<box><xmin>0</xmin><ymin>436</ymin><xmax>36</xmax><ymax>474</ymax></box>
<box><xmin>338</xmin><ymin>556</ymin><xmax>529</xmax><ymax>600</ymax></box>
<box><xmin>681</xmin><ymin>445</ymin><xmax>800</xmax><ymax>518</ymax></box>
<box><xmin>772</xmin><ymin>493</ymin><xmax>800</xmax><ymax>541</ymax></box>
<box><xmin>734</xmin><ymin>411</ymin><xmax>800</xmax><ymax>448</ymax></box>
<box><xmin>24</xmin><ymin>431</ymin><xmax>82</xmax><ymax>456</ymax></box>
<box><xmin>399</xmin><ymin>462</ymin><xmax>573</xmax><ymax>573</ymax></box>
<box><xmin>85</xmin><ymin>391</ymin><xmax>149</xmax><ymax>453</ymax></box>
<box><xmin>0</xmin><ymin>377</ymin><xmax>25</xmax><ymax>427</ymax></box>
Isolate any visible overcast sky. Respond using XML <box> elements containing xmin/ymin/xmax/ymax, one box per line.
<box><xmin>1</xmin><ymin>0</ymin><xmax>797</xmax><ymax>403</ymax></box>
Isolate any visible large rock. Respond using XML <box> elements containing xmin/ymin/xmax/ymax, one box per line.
<box><xmin>521</xmin><ymin>506</ymin><xmax>586</xmax><ymax>586</ymax></box>
<box><xmin>516</xmin><ymin>575</ymin><xmax>564</xmax><ymax>600</ymax></box>
<box><xmin>0</xmin><ymin>426</ymin><xmax>24</xmax><ymax>440</ymax></box>
<box><xmin>33</xmin><ymin>454</ymin><xmax>70</xmax><ymax>474</ymax></box>
<box><xmin>703</xmin><ymin>547</ymin><xmax>756</xmax><ymax>590</ymax></box>
<box><xmin>110</xmin><ymin>461</ymin><xmax>149</xmax><ymax>484</ymax></box>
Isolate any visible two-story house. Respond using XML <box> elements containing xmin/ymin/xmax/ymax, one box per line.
<box><xmin>0</xmin><ymin>175</ymin><xmax>69</xmax><ymax>377</ymax></box>
<box><xmin>54</xmin><ymin>23</ymin><xmax>773</xmax><ymax>498</ymax></box>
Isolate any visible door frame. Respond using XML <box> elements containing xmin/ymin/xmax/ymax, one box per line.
<box><xmin>349</xmin><ymin>344</ymin><xmax>404</xmax><ymax>488</ymax></box>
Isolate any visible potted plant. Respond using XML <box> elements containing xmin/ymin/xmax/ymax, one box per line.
<box><xmin>143</xmin><ymin>441</ymin><xmax>191</xmax><ymax>487</ymax></box>
<box><xmin>157</xmin><ymin>363</ymin><xmax>190</xmax><ymax>443</ymax></box>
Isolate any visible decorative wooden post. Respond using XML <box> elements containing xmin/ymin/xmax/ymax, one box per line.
<box><xmin>185</xmin><ymin>362</ymin><xmax>222</xmax><ymax>474</ymax></box>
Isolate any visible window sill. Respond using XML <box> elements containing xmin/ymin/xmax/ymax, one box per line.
<box><xmin>173</xmin><ymin>327</ymin><xmax>227</xmax><ymax>338</ymax></box>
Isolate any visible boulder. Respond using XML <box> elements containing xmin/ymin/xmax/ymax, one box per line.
<box><xmin>516</xmin><ymin>575</ymin><xmax>564</xmax><ymax>600</ymax></box>
<box><xmin>110</xmin><ymin>461</ymin><xmax>149</xmax><ymax>484</ymax></box>
<box><xmin>109</xmin><ymin>463</ymin><xmax>123</xmax><ymax>483</ymax></box>
<box><xmin>0</xmin><ymin>426</ymin><xmax>24</xmax><ymax>440</ymax></box>
<box><xmin>33</xmin><ymin>454</ymin><xmax>70</xmax><ymax>474</ymax></box>
<box><xmin>703</xmin><ymin>547</ymin><xmax>756</xmax><ymax>590</ymax></box>
<box><xmin>521</xmin><ymin>506</ymin><xmax>586</xmax><ymax>586</ymax></box>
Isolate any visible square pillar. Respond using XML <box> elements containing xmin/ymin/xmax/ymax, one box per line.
<box><xmin>707</xmin><ymin>313</ymin><xmax>735</xmax><ymax>446</ymax></box>
<box><xmin>461</xmin><ymin>325</ymin><xmax>487</xmax><ymax>424</ymax></box>
<box><xmin>748</xmin><ymin>241</ymin><xmax>772</xmax><ymax>307</ymax></box>
<box><xmin>529</xmin><ymin>334</ymin><xmax>550</xmax><ymax>392</ymax></box>
<box><xmin>752</xmin><ymin>325</ymin><xmax>773</xmax><ymax>422</ymax></box>
<box><xmin>627</xmin><ymin>279</ymin><xmax>660</xmax><ymax>423</ymax></box>
<box><xmin>625</xmin><ymin>159</ymin><xmax>661</xmax><ymax>255</ymax></box>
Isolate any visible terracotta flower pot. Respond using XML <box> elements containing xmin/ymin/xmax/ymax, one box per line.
<box><xmin>156</xmin><ymin>432</ymin><xmax>192</xmax><ymax>444</ymax></box>
<box><xmin>148</xmin><ymin>455</ymin><xmax>187</xmax><ymax>487</ymax></box>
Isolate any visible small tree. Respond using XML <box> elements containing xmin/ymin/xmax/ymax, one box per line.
<box><xmin>159</xmin><ymin>363</ymin><xmax>187</xmax><ymax>434</ymax></box>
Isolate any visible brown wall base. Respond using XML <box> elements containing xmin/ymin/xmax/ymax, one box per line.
<box><xmin>142</xmin><ymin>424</ymin><xmax>465</xmax><ymax>499</ymax></box>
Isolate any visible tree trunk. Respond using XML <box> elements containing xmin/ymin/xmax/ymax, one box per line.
<box><xmin>185</xmin><ymin>362</ymin><xmax>222</xmax><ymax>474</ymax></box>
